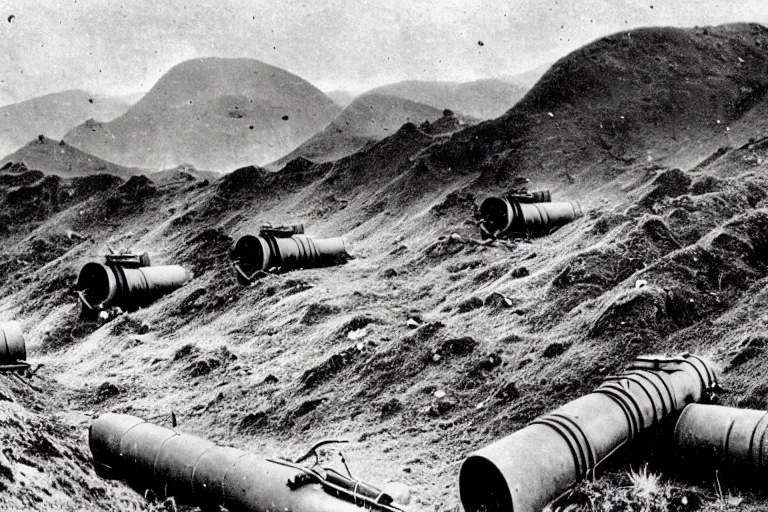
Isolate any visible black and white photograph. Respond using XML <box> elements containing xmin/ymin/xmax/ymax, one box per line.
<box><xmin>1</xmin><ymin>1</ymin><xmax>767</xmax><ymax>510</ymax></box>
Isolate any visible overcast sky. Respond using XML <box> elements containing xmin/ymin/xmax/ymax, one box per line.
<box><xmin>0</xmin><ymin>0</ymin><xmax>766</xmax><ymax>106</ymax></box>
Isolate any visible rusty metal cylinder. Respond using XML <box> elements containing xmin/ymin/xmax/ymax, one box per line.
<box><xmin>89</xmin><ymin>413</ymin><xmax>370</xmax><ymax>512</ymax></box>
<box><xmin>231</xmin><ymin>234</ymin><xmax>348</xmax><ymax>283</ymax></box>
<box><xmin>674</xmin><ymin>404</ymin><xmax>768</xmax><ymax>476</ymax></box>
<box><xmin>459</xmin><ymin>354</ymin><xmax>718</xmax><ymax>512</ymax></box>
<box><xmin>0</xmin><ymin>321</ymin><xmax>26</xmax><ymax>363</ymax></box>
<box><xmin>479</xmin><ymin>197</ymin><xmax>582</xmax><ymax>239</ymax></box>
<box><xmin>77</xmin><ymin>262</ymin><xmax>189</xmax><ymax>312</ymax></box>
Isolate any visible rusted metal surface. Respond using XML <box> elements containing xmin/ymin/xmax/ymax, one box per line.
<box><xmin>0</xmin><ymin>321</ymin><xmax>26</xmax><ymax>364</ymax></box>
<box><xmin>674</xmin><ymin>403</ymin><xmax>768</xmax><ymax>477</ymax></box>
<box><xmin>459</xmin><ymin>354</ymin><xmax>718</xmax><ymax>512</ymax></box>
<box><xmin>76</xmin><ymin>260</ymin><xmax>189</xmax><ymax>313</ymax></box>
<box><xmin>90</xmin><ymin>413</ymin><xmax>405</xmax><ymax>512</ymax></box>
<box><xmin>231</xmin><ymin>233</ymin><xmax>348</xmax><ymax>284</ymax></box>
<box><xmin>479</xmin><ymin>196</ymin><xmax>582</xmax><ymax>239</ymax></box>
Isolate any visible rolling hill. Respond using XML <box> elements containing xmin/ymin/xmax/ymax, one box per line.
<box><xmin>0</xmin><ymin>136</ymin><xmax>143</xmax><ymax>178</ymax></box>
<box><xmin>271</xmin><ymin>93</ymin><xmax>471</xmax><ymax>167</ymax></box>
<box><xmin>0</xmin><ymin>89</ymin><xmax>133</xmax><ymax>159</ymax></box>
<box><xmin>368</xmin><ymin>78</ymin><xmax>530</xmax><ymax>120</ymax></box>
<box><xmin>62</xmin><ymin>58</ymin><xmax>341</xmax><ymax>172</ymax></box>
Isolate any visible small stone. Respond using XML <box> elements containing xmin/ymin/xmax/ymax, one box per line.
<box><xmin>457</xmin><ymin>296</ymin><xmax>483</xmax><ymax>313</ymax></box>
<box><xmin>511</xmin><ymin>267</ymin><xmax>529</xmax><ymax>279</ymax></box>
<box><xmin>138</xmin><ymin>321</ymin><xmax>151</xmax><ymax>334</ymax></box>
<box><xmin>434</xmin><ymin>390</ymin><xmax>446</xmax><ymax>399</ymax></box>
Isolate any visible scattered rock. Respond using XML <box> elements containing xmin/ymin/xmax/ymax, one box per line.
<box><xmin>436</xmin><ymin>337</ymin><xmax>477</xmax><ymax>357</ymax></box>
<box><xmin>262</xmin><ymin>374</ymin><xmax>279</xmax><ymax>385</ymax></box>
<box><xmin>96</xmin><ymin>382</ymin><xmax>119</xmax><ymax>401</ymax></box>
<box><xmin>301</xmin><ymin>303</ymin><xmax>341</xmax><ymax>325</ymax></box>
<box><xmin>542</xmin><ymin>342</ymin><xmax>570</xmax><ymax>359</ymax></box>
<box><xmin>173</xmin><ymin>343</ymin><xmax>199</xmax><ymax>361</ymax></box>
<box><xmin>495</xmin><ymin>381</ymin><xmax>520</xmax><ymax>403</ymax></box>
<box><xmin>427</xmin><ymin>397</ymin><xmax>456</xmax><ymax>417</ymax></box>
<box><xmin>457</xmin><ymin>296</ymin><xmax>483</xmax><ymax>313</ymax></box>
<box><xmin>294</xmin><ymin>398</ymin><xmax>326</xmax><ymax>417</ymax></box>
<box><xmin>380</xmin><ymin>398</ymin><xmax>403</xmax><ymax>418</ymax></box>
<box><xmin>484</xmin><ymin>292</ymin><xmax>514</xmax><ymax>309</ymax></box>
<box><xmin>511</xmin><ymin>267</ymin><xmax>530</xmax><ymax>278</ymax></box>
<box><xmin>239</xmin><ymin>411</ymin><xmax>268</xmax><ymax>432</ymax></box>
<box><xmin>348</xmin><ymin>327</ymin><xmax>368</xmax><ymax>340</ymax></box>
<box><xmin>380</xmin><ymin>268</ymin><xmax>398</xmax><ymax>279</ymax></box>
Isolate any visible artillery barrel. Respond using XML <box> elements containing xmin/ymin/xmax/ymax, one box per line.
<box><xmin>90</xmin><ymin>413</ymin><xmax>378</xmax><ymax>512</ymax></box>
<box><xmin>479</xmin><ymin>197</ymin><xmax>582</xmax><ymax>238</ymax></box>
<box><xmin>459</xmin><ymin>354</ymin><xmax>718</xmax><ymax>512</ymax></box>
<box><xmin>77</xmin><ymin>262</ymin><xmax>189</xmax><ymax>312</ymax></box>
<box><xmin>231</xmin><ymin>234</ymin><xmax>348</xmax><ymax>283</ymax></box>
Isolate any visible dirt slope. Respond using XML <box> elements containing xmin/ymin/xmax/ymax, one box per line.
<box><xmin>2</xmin><ymin>22</ymin><xmax>768</xmax><ymax>512</ymax></box>
<box><xmin>63</xmin><ymin>58</ymin><xmax>341</xmax><ymax>172</ymax></box>
<box><xmin>0</xmin><ymin>90</ymin><xmax>133</xmax><ymax>160</ymax></box>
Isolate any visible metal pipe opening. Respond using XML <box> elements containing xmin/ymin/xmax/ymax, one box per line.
<box><xmin>77</xmin><ymin>262</ymin><xmax>118</xmax><ymax>307</ymax></box>
<box><xmin>459</xmin><ymin>455</ymin><xmax>514</xmax><ymax>512</ymax></box>
<box><xmin>76</xmin><ymin>261</ymin><xmax>189</xmax><ymax>312</ymax></box>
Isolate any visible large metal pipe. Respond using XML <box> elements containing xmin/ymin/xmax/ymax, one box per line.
<box><xmin>459</xmin><ymin>354</ymin><xmax>718</xmax><ymax>512</ymax></box>
<box><xmin>76</xmin><ymin>262</ymin><xmax>189</xmax><ymax>312</ymax></box>
<box><xmin>90</xmin><ymin>413</ymin><xmax>404</xmax><ymax>512</ymax></box>
<box><xmin>674</xmin><ymin>403</ymin><xmax>768</xmax><ymax>477</ymax></box>
<box><xmin>230</xmin><ymin>233</ymin><xmax>349</xmax><ymax>284</ymax></box>
<box><xmin>479</xmin><ymin>196</ymin><xmax>582</xmax><ymax>239</ymax></box>
<box><xmin>0</xmin><ymin>321</ymin><xmax>26</xmax><ymax>364</ymax></box>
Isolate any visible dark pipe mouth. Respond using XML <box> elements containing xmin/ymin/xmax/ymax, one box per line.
<box><xmin>460</xmin><ymin>455</ymin><xmax>514</xmax><ymax>512</ymax></box>
<box><xmin>77</xmin><ymin>262</ymin><xmax>114</xmax><ymax>305</ymax></box>
<box><xmin>479</xmin><ymin>197</ymin><xmax>510</xmax><ymax>234</ymax></box>
<box><xmin>231</xmin><ymin>235</ymin><xmax>266</xmax><ymax>276</ymax></box>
